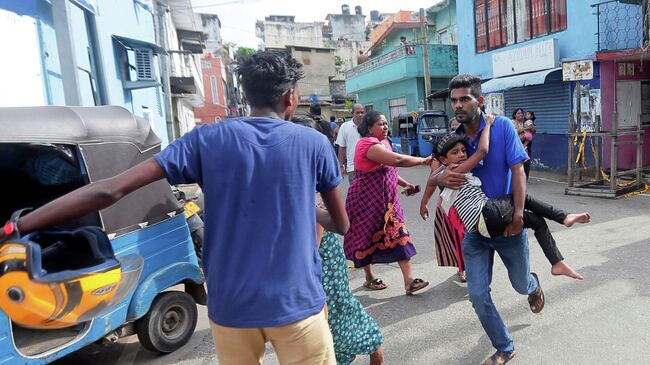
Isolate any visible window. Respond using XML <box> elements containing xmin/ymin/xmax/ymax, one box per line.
<box><xmin>113</xmin><ymin>35</ymin><xmax>165</xmax><ymax>90</ymax></box>
<box><xmin>210</xmin><ymin>75</ymin><xmax>219</xmax><ymax>104</ymax></box>
<box><xmin>389</xmin><ymin>97</ymin><xmax>407</xmax><ymax>122</ymax></box>
<box><xmin>475</xmin><ymin>0</ymin><xmax>566</xmax><ymax>53</ymax></box>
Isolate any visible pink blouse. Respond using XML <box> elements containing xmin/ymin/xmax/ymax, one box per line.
<box><xmin>354</xmin><ymin>137</ymin><xmax>391</xmax><ymax>172</ymax></box>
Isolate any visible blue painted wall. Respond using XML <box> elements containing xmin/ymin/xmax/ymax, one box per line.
<box><xmin>356</xmin><ymin>78</ymin><xmax>421</xmax><ymax>119</ymax></box>
<box><xmin>94</xmin><ymin>0</ymin><xmax>168</xmax><ymax>145</ymax></box>
<box><xmin>0</xmin><ymin>0</ymin><xmax>168</xmax><ymax>145</ymax></box>
<box><xmin>433</xmin><ymin>0</ymin><xmax>456</xmax><ymax>33</ymax></box>
<box><xmin>456</xmin><ymin>0</ymin><xmax>601</xmax><ymax>78</ymax></box>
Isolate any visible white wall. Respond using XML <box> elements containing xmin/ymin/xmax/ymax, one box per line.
<box><xmin>0</xmin><ymin>9</ymin><xmax>46</xmax><ymax>107</ymax></box>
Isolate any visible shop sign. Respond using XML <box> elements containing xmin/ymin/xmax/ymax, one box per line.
<box><xmin>492</xmin><ymin>39</ymin><xmax>559</xmax><ymax>78</ymax></box>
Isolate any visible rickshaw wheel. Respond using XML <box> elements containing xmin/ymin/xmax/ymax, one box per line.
<box><xmin>136</xmin><ymin>291</ymin><xmax>198</xmax><ymax>353</ymax></box>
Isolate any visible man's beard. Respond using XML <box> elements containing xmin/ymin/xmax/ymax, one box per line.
<box><xmin>456</xmin><ymin>108</ymin><xmax>478</xmax><ymax>124</ymax></box>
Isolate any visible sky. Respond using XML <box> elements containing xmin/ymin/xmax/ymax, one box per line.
<box><xmin>192</xmin><ymin>0</ymin><xmax>443</xmax><ymax>49</ymax></box>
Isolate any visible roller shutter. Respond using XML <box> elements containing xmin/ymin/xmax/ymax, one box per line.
<box><xmin>504</xmin><ymin>82</ymin><xmax>570</xmax><ymax>134</ymax></box>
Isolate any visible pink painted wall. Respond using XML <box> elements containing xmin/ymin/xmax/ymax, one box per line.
<box><xmin>600</xmin><ymin>60</ymin><xmax>650</xmax><ymax>170</ymax></box>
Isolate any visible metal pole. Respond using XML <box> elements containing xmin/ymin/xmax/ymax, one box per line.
<box><xmin>636</xmin><ymin>114</ymin><xmax>642</xmax><ymax>185</ymax></box>
<box><xmin>567</xmin><ymin>114</ymin><xmax>575</xmax><ymax>188</ymax></box>
<box><xmin>420</xmin><ymin>8</ymin><xmax>431</xmax><ymax>110</ymax></box>
<box><xmin>611</xmin><ymin>111</ymin><xmax>618</xmax><ymax>192</ymax></box>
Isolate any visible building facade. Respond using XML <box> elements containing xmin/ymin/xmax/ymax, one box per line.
<box><xmin>193</xmin><ymin>13</ymin><xmax>228</xmax><ymax>123</ymax></box>
<box><xmin>255</xmin><ymin>15</ymin><xmax>324</xmax><ymax>50</ymax></box>
<box><xmin>458</xmin><ymin>0</ymin><xmax>648</xmax><ymax>173</ymax></box>
<box><xmin>0</xmin><ymin>0</ymin><xmax>169</xmax><ymax>144</ymax></box>
<box><xmin>345</xmin><ymin>4</ymin><xmax>458</xmax><ymax>124</ymax></box>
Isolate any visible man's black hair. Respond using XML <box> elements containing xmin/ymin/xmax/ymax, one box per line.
<box><xmin>291</xmin><ymin>114</ymin><xmax>323</xmax><ymax>134</ymax></box>
<box><xmin>357</xmin><ymin>110</ymin><xmax>382</xmax><ymax>137</ymax></box>
<box><xmin>433</xmin><ymin>133</ymin><xmax>467</xmax><ymax>161</ymax></box>
<box><xmin>309</xmin><ymin>103</ymin><xmax>322</xmax><ymax>116</ymax></box>
<box><xmin>330</xmin><ymin>115</ymin><xmax>336</xmax><ymax>122</ymax></box>
<box><xmin>235</xmin><ymin>51</ymin><xmax>304</xmax><ymax>108</ymax></box>
<box><xmin>448</xmin><ymin>74</ymin><xmax>482</xmax><ymax>100</ymax></box>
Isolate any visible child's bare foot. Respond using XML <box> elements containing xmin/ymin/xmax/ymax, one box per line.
<box><xmin>563</xmin><ymin>212</ymin><xmax>591</xmax><ymax>227</ymax></box>
<box><xmin>551</xmin><ymin>261</ymin><xmax>583</xmax><ymax>280</ymax></box>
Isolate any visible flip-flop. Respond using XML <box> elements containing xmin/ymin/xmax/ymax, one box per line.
<box><xmin>405</xmin><ymin>278</ymin><xmax>429</xmax><ymax>295</ymax></box>
<box><xmin>457</xmin><ymin>270</ymin><xmax>467</xmax><ymax>283</ymax></box>
<box><xmin>481</xmin><ymin>350</ymin><xmax>516</xmax><ymax>365</ymax></box>
<box><xmin>363</xmin><ymin>278</ymin><xmax>388</xmax><ymax>290</ymax></box>
<box><xmin>528</xmin><ymin>272</ymin><xmax>545</xmax><ymax>313</ymax></box>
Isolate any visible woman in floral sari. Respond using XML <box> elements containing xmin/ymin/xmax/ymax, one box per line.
<box><xmin>344</xmin><ymin>111</ymin><xmax>432</xmax><ymax>295</ymax></box>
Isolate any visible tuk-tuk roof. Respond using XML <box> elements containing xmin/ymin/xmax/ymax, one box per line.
<box><xmin>393</xmin><ymin>111</ymin><xmax>447</xmax><ymax>121</ymax></box>
<box><xmin>0</xmin><ymin>105</ymin><xmax>161</xmax><ymax>151</ymax></box>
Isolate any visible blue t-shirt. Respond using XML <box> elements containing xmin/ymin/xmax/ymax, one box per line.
<box><xmin>154</xmin><ymin>117</ymin><xmax>342</xmax><ymax>328</ymax></box>
<box><xmin>455</xmin><ymin>114</ymin><xmax>528</xmax><ymax>199</ymax></box>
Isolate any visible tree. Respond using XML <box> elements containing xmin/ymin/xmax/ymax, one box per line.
<box><xmin>234</xmin><ymin>47</ymin><xmax>257</xmax><ymax>62</ymax></box>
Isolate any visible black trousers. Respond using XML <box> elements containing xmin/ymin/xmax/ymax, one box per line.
<box><xmin>523</xmin><ymin>141</ymin><xmax>532</xmax><ymax>180</ymax></box>
<box><xmin>481</xmin><ymin>194</ymin><xmax>567</xmax><ymax>264</ymax></box>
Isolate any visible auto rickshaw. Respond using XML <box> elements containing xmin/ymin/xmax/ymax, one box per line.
<box><xmin>0</xmin><ymin>106</ymin><xmax>206</xmax><ymax>364</ymax></box>
<box><xmin>391</xmin><ymin>110</ymin><xmax>448</xmax><ymax>157</ymax></box>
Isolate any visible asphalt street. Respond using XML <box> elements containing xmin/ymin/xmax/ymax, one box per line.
<box><xmin>55</xmin><ymin>166</ymin><xmax>650</xmax><ymax>365</ymax></box>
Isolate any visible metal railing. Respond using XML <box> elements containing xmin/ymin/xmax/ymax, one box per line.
<box><xmin>169</xmin><ymin>51</ymin><xmax>204</xmax><ymax>97</ymax></box>
<box><xmin>345</xmin><ymin>45</ymin><xmax>413</xmax><ymax>78</ymax></box>
<box><xmin>592</xmin><ymin>0</ymin><xmax>648</xmax><ymax>52</ymax></box>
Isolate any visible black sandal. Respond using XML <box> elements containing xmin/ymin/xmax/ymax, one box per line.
<box><xmin>405</xmin><ymin>278</ymin><xmax>429</xmax><ymax>295</ymax></box>
<box><xmin>363</xmin><ymin>278</ymin><xmax>388</xmax><ymax>290</ymax></box>
<box><xmin>528</xmin><ymin>272</ymin><xmax>545</xmax><ymax>314</ymax></box>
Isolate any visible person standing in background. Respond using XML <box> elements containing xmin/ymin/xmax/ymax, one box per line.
<box><xmin>336</xmin><ymin>104</ymin><xmax>364</xmax><ymax>183</ymax></box>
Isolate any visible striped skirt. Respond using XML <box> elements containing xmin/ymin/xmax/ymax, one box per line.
<box><xmin>433</xmin><ymin>196</ymin><xmax>466</xmax><ymax>271</ymax></box>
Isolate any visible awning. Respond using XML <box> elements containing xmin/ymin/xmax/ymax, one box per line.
<box><xmin>482</xmin><ymin>67</ymin><xmax>561</xmax><ymax>93</ymax></box>
<box><xmin>112</xmin><ymin>35</ymin><xmax>167</xmax><ymax>55</ymax></box>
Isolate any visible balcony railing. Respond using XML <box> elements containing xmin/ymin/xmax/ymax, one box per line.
<box><xmin>346</xmin><ymin>46</ymin><xmax>413</xmax><ymax>79</ymax></box>
<box><xmin>592</xmin><ymin>0</ymin><xmax>648</xmax><ymax>52</ymax></box>
<box><xmin>169</xmin><ymin>51</ymin><xmax>204</xmax><ymax>98</ymax></box>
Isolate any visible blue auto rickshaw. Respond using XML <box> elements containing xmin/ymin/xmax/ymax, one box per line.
<box><xmin>0</xmin><ymin>106</ymin><xmax>206</xmax><ymax>364</ymax></box>
<box><xmin>391</xmin><ymin>111</ymin><xmax>448</xmax><ymax>156</ymax></box>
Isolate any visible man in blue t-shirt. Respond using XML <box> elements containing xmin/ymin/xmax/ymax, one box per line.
<box><xmin>430</xmin><ymin>75</ymin><xmax>544</xmax><ymax>365</ymax></box>
<box><xmin>4</xmin><ymin>51</ymin><xmax>349</xmax><ymax>364</ymax></box>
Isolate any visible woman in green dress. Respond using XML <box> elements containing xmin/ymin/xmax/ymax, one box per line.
<box><xmin>319</xmin><ymin>230</ymin><xmax>384</xmax><ymax>365</ymax></box>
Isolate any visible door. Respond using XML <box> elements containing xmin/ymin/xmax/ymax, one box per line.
<box><xmin>616</xmin><ymin>80</ymin><xmax>642</xmax><ymax>128</ymax></box>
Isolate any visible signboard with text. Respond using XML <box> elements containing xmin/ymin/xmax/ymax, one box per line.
<box><xmin>492</xmin><ymin>39</ymin><xmax>559</xmax><ymax>78</ymax></box>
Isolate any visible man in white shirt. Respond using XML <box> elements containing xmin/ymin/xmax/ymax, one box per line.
<box><xmin>335</xmin><ymin>104</ymin><xmax>364</xmax><ymax>183</ymax></box>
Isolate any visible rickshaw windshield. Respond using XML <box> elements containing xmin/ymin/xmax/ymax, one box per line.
<box><xmin>420</xmin><ymin>115</ymin><xmax>447</xmax><ymax>129</ymax></box>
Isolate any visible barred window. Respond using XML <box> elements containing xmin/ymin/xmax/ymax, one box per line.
<box><xmin>475</xmin><ymin>0</ymin><xmax>567</xmax><ymax>53</ymax></box>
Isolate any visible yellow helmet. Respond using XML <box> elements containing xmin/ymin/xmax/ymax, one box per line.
<box><xmin>0</xmin><ymin>227</ymin><xmax>143</xmax><ymax>329</ymax></box>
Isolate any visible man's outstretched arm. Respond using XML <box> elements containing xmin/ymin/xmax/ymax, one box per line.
<box><xmin>1</xmin><ymin>158</ymin><xmax>167</xmax><ymax>240</ymax></box>
<box><xmin>319</xmin><ymin>186</ymin><xmax>349</xmax><ymax>235</ymax></box>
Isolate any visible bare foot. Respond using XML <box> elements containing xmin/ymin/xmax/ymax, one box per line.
<box><xmin>369</xmin><ymin>346</ymin><xmax>384</xmax><ymax>365</ymax></box>
<box><xmin>551</xmin><ymin>261</ymin><xmax>584</xmax><ymax>280</ymax></box>
<box><xmin>563</xmin><ymin>212</ymin><xmax>591</xmax><ymax>227</ymax></box>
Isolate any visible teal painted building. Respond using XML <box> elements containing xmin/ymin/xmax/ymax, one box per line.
<box><xmin>345</xmin><ymin>2</ymin><xmax>458</xmax><ymax>122</ymax></box>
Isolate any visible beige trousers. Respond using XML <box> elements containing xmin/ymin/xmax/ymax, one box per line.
<box><xmin>210</xmin><ymin>308</ymin><xmax>335</xmax><ymax>365</ymax></box>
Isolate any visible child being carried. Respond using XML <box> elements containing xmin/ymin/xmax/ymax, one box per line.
<box><xmin>422</xmin><ymin>115</ymin><xmax>590</xmax><ymax>280</ymax></box>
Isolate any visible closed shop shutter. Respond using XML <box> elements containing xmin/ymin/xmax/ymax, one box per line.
<box><xmin>504</xmin><ymin>82</ymin><xmax>570</xmax><ymax>134</ymax></box>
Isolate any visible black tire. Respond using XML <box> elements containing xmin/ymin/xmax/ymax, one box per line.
<box><xmin>135</xmin><ymin>291</ymin><xmax>198</xmax><ymax>353</ymax></box>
